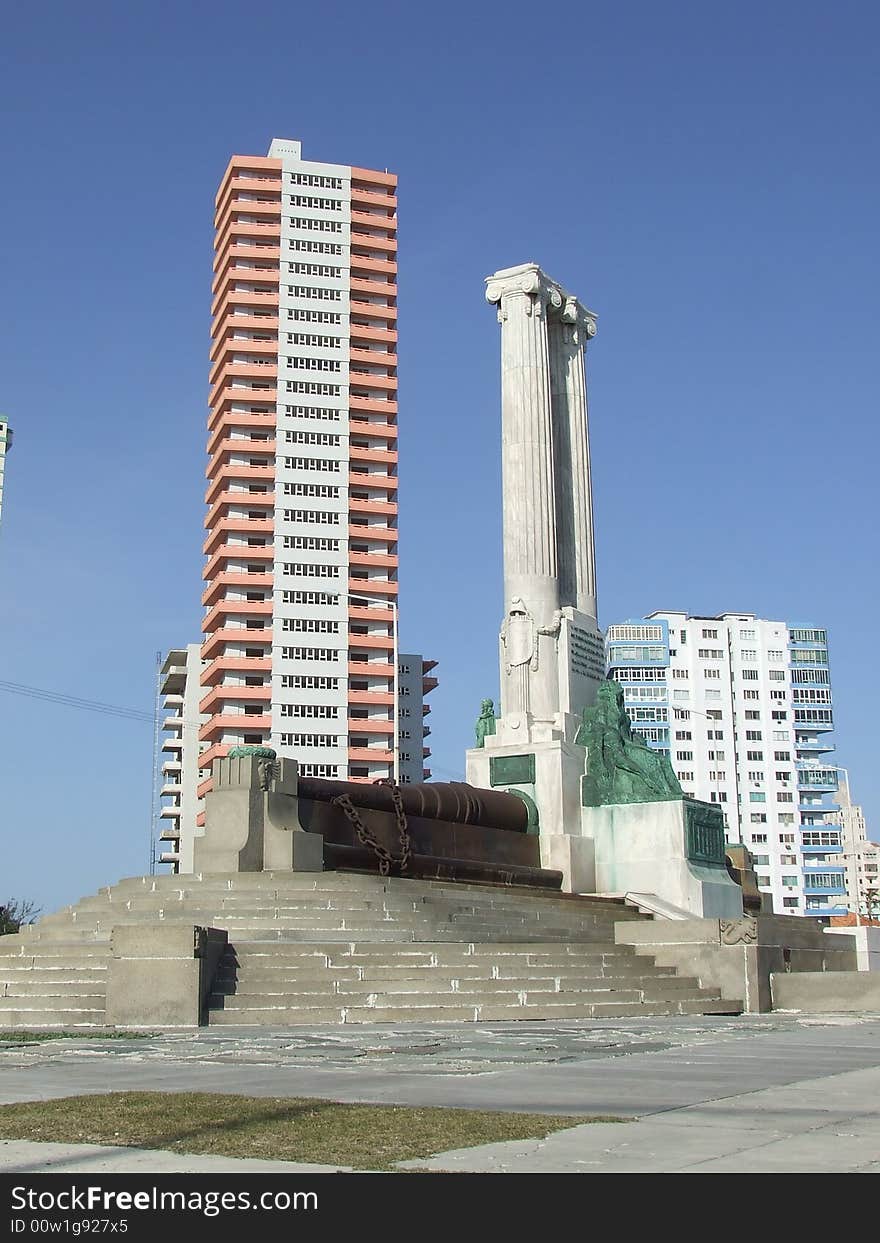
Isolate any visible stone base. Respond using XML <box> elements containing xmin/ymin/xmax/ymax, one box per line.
<box><xmin>539</xmin><ymin>834</ymin><xmax>595</xmax><ymax>894</ymax></box>
<box><xmin>105</xmin><ymin>925</ymin><xmax>228</xmax><ymax>1028</ymax></box>
<box><xmin>194</xmin><ymin>755</ymin><xmax>324</xmax><ymax>874</ymax></box>
<box><xmin>617</xmin><ymin>915</ymin><xmax>858</xmax><ymax>1013</ymax></box>
<box><xmin>582</xmin><ymin>800</ymin><xmax>743</xmax><ymax>919</ymax></box>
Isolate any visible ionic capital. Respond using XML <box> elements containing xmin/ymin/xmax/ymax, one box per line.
<box><xmin>486</xmin><ymin>264</ymin><xmax>596</xmax><ymax>335</ymax></box>
<box><xmin>486</xmin><ymin>263</ymin><xmax>564</xmax><ymax>319</ymax></box>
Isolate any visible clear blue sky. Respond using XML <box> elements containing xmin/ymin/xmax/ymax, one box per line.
<box><xmin>1</xmin><ymin>1</ymin><xmax>877</xmax><ymax>914</ymax></box>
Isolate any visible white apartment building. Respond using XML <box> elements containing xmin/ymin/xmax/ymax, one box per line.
<box><xmin>157</xmin><ymin>645</ymin><xmax>206</xmax><ymax>873</ymax></box>
<box><xmin>157</xmin><ymin>644</ymin><xmax>435</xmax><ymax>874</ymax></box>
<box><xmin>396</xmin><ymin>655</ymin><xmax>437</xmax><ymax>785</ymax></box>
<box><xmin>606</xmin><ymin>612</ymin><xmax>845</xmax><ymax>919</ymax></box>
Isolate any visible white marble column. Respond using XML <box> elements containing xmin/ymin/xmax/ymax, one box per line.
<box><xmin>548</xmin><ymin>297</ymin><xmax>598</xmax><ymax>621</ymax></box>
<box><xmin>485</xmin><ymin>264</ymin><xmax>563</xmax><ymax>724</ymax></box>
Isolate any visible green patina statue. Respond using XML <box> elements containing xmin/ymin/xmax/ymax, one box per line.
<box><xmin>227</xmin><ymin>746</ymin><xmax>277</xmax><ymax>760</ymax></box>
<box><xmin>227</xmin><ymin>745</ymin><xmax>278</xmax><ymax>792</ymax></box>
<box><xmin>577</xmin><ymin>681</ymin><xmax>683</xmax><ymax>807</ymax></box>
<box><xmin>474</xmin><ymin>698</ymin><xmax>497</xmax><ymax>748</ymax></box>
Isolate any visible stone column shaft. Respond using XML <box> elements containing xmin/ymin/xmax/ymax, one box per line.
<box><xmin>494</xmin><ymin>279</ymin><xmax>559</xmax><ymax>624</ymax></box>
<box><xmin>548</xmin><ymin>308</ymin><xmax>597</xmax><ymax>620</ymax></box>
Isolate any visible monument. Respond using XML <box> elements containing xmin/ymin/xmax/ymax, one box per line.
<box><xmin>466</xmin><ymin>262</ymin><xmax>742</xmax><ymax>918</ymax></box>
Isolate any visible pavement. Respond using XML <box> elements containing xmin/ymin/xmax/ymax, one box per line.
<box><xmin>0</xmin><ymin>1013</ymin><xmax>878</xmax><ymax>1173</ymax></box>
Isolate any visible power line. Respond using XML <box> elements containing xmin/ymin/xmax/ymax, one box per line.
<box><xmin>0</xmin><ymin>679</ymin><xmax>153</xmax><ymax>722</ymax></box>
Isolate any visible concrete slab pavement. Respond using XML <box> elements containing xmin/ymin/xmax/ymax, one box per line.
<box><xmin>0</xmin><ymin>1014</ymin><xmax>877</xmax><ymax>1173</ymax></box>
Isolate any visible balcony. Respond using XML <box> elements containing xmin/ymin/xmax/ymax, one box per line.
<box><xmin>796</xmin><ymin>739</ymin><xmax>836</xmax><ymax>755</ymax></box>
<box><xmin>797</xmin><ymin>769</ymin><xmax>838</xmax><ymax>791</ymax></box>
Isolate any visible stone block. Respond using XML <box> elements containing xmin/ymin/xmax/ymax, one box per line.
<box><xmin>771</xmin><ymin>972</ymin><xmax>880</xmax><ymax>1013</ymax></box>
<box><xmin>106</xmin><ymin>925</ymin><xmax>227</xmax><ymax>1028</ymax></box>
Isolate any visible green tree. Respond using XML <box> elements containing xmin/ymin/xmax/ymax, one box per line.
<box><xmin>0</xmin><ymin>899</ymin><xmax>40</xmax><ymax>936</ymax></box>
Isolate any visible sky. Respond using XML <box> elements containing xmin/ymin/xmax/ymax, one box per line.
<box><xmin>1</xmin><ymin>0</ymin><xmax>877</xmax><ymax>915</ymax></box>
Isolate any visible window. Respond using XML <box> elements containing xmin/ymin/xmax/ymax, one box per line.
<box><xmin>288</xmin><ymin>194</ymin><xmax>343</xmax><ymax>211</ymax></box>
<box><xmin>780</xmin><ymin>854</ymin><xmax>798</xmax><ymax>866</ymax></box>
<box><xmin>742</xmin><ymin>689</ymin><xmax>760</xmax><ymax>700</ymax></box>
<box><xmin>740</xmin><ymin>650</ymin><xmax>757</xmax><ymax>661</ymax></box>
<box><xmin>279</xmin><ymin>733</ymin><xmax>341</xmax><ymax>747</ymax></box>
<box><xmin>778</xmin><ymin>816</ymin><xmax>795</xmax><ymax>827</ymax></box>
<box><xmin>804</xmin><ymin>873</ymin><xmax>843</xmax><ymax>890</ymax></box>
<box><xmin>741</xmin><ymin>669</ymin><xmax>759</xmax><ymax>681</ymax></box>
<box><xmin>746</xmin><ymin>750</ymin><xmax>764</xmax><ymax>761</ymax></box>
<box><xmin>676</xmin><ymin>751</ymin><xmax>693</xmax><ymax>761</ymax></box>
<box><xmin>802</xmin><ymin>832</ymin><xmax>841</xmax><ymax>847</ymax></box>
<box><xmin>740</xmin><ymin>629</ymin><xmax>755</xmax><ymax>640</ymax></box>
<box><xmin>767</xmin><ymin>650</ymin><xmax>784</xmax><ymax>661</ymax></box>
<box><xmin>774</xmin><ymin>750</ymin><xmax>791</xmax><ymax>762</ymax></box>
<box><xmin>790</xmin><ymin>628</ymin><xmax>827</xmax><ymax>644</ymax></box>
<box><xmin>777</xmin><ymin>792</ymin><xmax>794</xmax><ymax>803</ymax></box>
<box><xmin>782</xmin><ymin>897</ymin><xmax>799</xmax><ymax>909</ymax></box>
<box><xmin>750</xmin><ymin>814</ymin><xmax>768</xmax><ymax>824</ymax></box>
<box><xmin>677</xmin><ymin>771</ymin><xmax>694</xmax><ymax>782</ymax></box>
<box><xmin>704</xmin><ymin>668</ymin><xmax>721</xmax><ymax>679</ymax></box>
<box><xmin>775</xmin><ymin>771</ymin><xmax>790</xmax><ymax>782</ymax></box>
<box><xmin>772</xmin><ymin>730</ymin><xmax>790</xmax><ymax>742</ymax></box>
<box><xmin>771</xmin><ymin>711</ymin><xmax>788</xmax><ymax>721</ymax></box>
<box><xmin>747</xmin><ymin>771</ymin><xmax>763</xmax><ymax>782</ymax></box>
<box><xmin>710</xmin><ymin>791</ymin><xmax>728</xmax><ymax>802</ymax></box>
<box><xmin>745</xmin><ymin>730</ymin><xmax>763</xmax><ymax>741</ymax></box>
<box><xmin>779</xmin><ymin>832</ymin><xmax>795</xmax><ymax>843</ymax></box>
<box><xmin>744</xmin><ymin>710</ymin><xmax>761</xmax><ymax>720</ymax></box>
<box><xmin>768</xmin><ymin>670</ymin><xmax>786</xmax><ymax>681</ymax></box>
<box><xmin>750</xmin><ymin>834</ymin><xmax>768</xmax><ymax>844</ymax></box>
<box><xmin>698</xmin><ymin>648</ymin><xmax>724</xmax><ymax>659</ymax></box>
<box><xmin>791</xmin><ymin>649</ymin><xmax>829</xmax><ymax>666</ymax></box>
<box><xmin>606</xmin><ymin>625</ymin><xmax>665</xmax><ymax>642</ymax></box>
<box><xmin>751</xmin><ymin>855</ymin><xmax>770</xmax><ymax>866</ymax></box>
<box><xmin>279</xmin><ymin>703</ymin><xmax>339</xmax><ymax>719</ymax></box>
<box><xmin>701</xmin><ymin>628</ymin><xmax>718</xmax><ymax>639</ymax></box>
<box><xmin>750</xmin><ymin>792</ymin><xmax>767</xmax><ymax>803</ymax></box>
<box><xmin>609</xmin><ymin>644</ymin><xmax>666</xmax><ymax>661</ymax></box>
<box><xmin>674</xmin><ymin>730</ymin><xmax>692</xmax><ymax>740</ymax></box>
<box><xmin>672</xmin><ymin>669</ymin><xmax>689</xmax><ymax>679</ymax></box>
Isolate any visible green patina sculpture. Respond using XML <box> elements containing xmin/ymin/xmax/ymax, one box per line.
<box><xmin>227</xmin><ymin>745</ymin><xmax>277</xmax><ymax>760</ymax></box>
<box><xmin>474</xmin><ymin>698</ymin><xmax>497</xmax><ymax>748</ymax></box>
<box><xmin>577</xmin><ymin>681</ymin><xmax>683</xmax><ymax>807</ymax></box>
<box><xmin>227</xmin><ymin>745</ymin><xmax>278</xmax><ymax>791</ymax></box>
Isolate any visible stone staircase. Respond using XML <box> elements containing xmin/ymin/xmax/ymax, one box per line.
<box><xmin>0</xmin><ymin>871</ymin><xmax>742</xmax><ymax>1027</ymax></box>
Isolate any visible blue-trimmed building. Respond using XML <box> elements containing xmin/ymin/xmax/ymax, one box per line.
<box><xmin>605</xmin><ymin>613</ymin><xmax>846</xmax><ymax>920</ymax></box>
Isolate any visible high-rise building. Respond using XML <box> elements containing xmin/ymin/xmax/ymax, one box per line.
<box><xmin>201</xmin><ymin>136</ymin><xmax>401</xmax><ymax>798</ymax></box>
<box><xmin>397</xmin><ymin>655</ymin><xmax>438</xmax><ymax>785</ymax></box>
<box><xmin>0</xmin><ymin>417</ymin><xmax>12</xmax><ymax>525</ymax></box>
<box><xmin>831</xmin><ymin>770</ymin><xmax>879</xmax><ymax>918</ymax></box>
<box><xmin>157</xmin><ymin>645</ymin><xmax>206</xmax><ymax>873</ymax></box>
<box><xmin>155</xmin><ymin>138</ymin><xmax>435</xmax><ymax>869</ymax></box>
<box><xmin>605</xmin><ymin>612</ymin><xmax>846</xmax><ymax>919</ymax></box>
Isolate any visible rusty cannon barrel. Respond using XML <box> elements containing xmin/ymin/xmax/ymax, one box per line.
<box><xmin>295</xmin><ymin>777</ymin><xmax>529</xmax><ymax>834</ymax></box>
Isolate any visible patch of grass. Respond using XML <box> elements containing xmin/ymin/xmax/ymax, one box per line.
<box><xmin>0</xmin><ymin>1032</ymin><xmax>151</xmax><ymax>1045</ymax></box>
<box><xmin>0</xmin><ymin>1092</ymin><xmax>623</xmax><ymax>1170</ymax></box>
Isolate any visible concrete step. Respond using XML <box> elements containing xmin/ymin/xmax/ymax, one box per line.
<box><xmin>1</xmin><ymin>980</ymin><xmax>107</xmax><ymax>998</ymax></box>
<box><xmin>0</xmin><ymin>1006</ymin><xmax>106</xmax><ymax>1026</ymax></box>
<box><xmin>0</xmin><ymin>987</ymin><xmax>106</xmax><ymax>1003</ymax></box>
<box><xmin>207</xmin><ymin>994</ymin><xmax>731</xmax><ymax>1026</ymax></box>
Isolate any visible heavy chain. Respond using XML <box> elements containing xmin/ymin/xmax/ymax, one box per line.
<box><xmin>331</xmin><ymin>779</ymin><xmax>411</xmax><ymax>877</ymax></box>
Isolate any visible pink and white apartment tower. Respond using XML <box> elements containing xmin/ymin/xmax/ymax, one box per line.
<box><xmin>197</xmin><ymin>137</ymin><xmax>430</xmax><ymax>828</ymax></box>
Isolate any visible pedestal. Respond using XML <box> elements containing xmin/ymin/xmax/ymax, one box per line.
<box><xmin>582</xmin><ymin>798</ymin><xmax>743</xmax><ymax>919</ymax></box>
